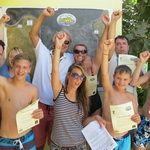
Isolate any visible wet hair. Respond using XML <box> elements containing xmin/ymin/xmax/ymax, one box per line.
<box><xmin>0</xmin><ymin>40</ymin><xmax>5</xmax><ymax>51</ymax></box>
<box><xmin>114</xmin><ymin>65</ymin><xmax>132</xmax><ymax>76</ymax></box>
<box><xmin>115</xmin><ymin>35</ymin><xmax>129</xmax><ymax>44</ymax></box>
<box><xmin>12</xmin><ymin>53</ymin><xmax>32</xmax><ymax>66</ymax></box>
<box><xmin>73</xmin><ymin>43</ymin><xmax>88</xmax><ymax>52</ymax></box>
<box><xmin>65</xmin><ymin>63</ymin><xmax>88</xmax><ymax>117</ymax></box>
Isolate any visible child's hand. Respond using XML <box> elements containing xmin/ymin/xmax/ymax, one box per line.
<box><xmin>111</xmin><ymin>10</ymin><xmax>122</xmax><ymax>22</ymax></box>
<box><xmin>139</xmin><ymin>50</ymin><xmax>150</xmax><ymax>64</ymax></box>
<box><xmin>94</xmin><ymin>115</ymin><xmax>106</xmax><ymax>127</ymax></box>
<box><xmin>32</xmin><ymin>109</ymin><xmax>43</xmax><ymax>120</ymax></box>
<box><xmin>101</xmin><ymin>14</ymin><xmax>110</xmax><ymax>26</ymax></box>
<box><xmin>131</xmin><ymin>114</ymin><xmax>141</xmax><ymax>124</ymax></box>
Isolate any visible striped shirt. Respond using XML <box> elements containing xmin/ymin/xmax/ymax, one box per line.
<box><xmin>51</xmin><ymin>88</ymin><xmax>85</xmax><ymax>147</ymax></box>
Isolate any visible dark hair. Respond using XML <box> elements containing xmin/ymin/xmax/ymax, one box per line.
<box><xmin>12</xmin><ymin>53</ymin><xmax>32</xmax><ymax>66</ymax></box>
<box><xmin>65</xmin><ymin>63</ymin><xmax>88</xmax><ymax>117</ymax></box>
<box><xmin>0</xmin><ymin>40</ymin><xmax>5</xmax><ymax>51</ymax></box>
<box><xmin>73</xmin><ymin>43</ymin><xmax>88</xmax><ymax>52</ymax></box>
<box><xmin>114</xmin><ymin>65</ymin><xmax>132</xmax><ymax>76</ymax></box>
<box><xmin>115</xmin><ymin>35</ymin><xmax>129</xmax><ymax>44</ymax></box>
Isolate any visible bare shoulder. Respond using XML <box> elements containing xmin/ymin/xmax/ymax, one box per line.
<box><xmin>0</xmin><ymin>76</ymin><xmax>8</xmax><ymax>86</ymax></box>
<box><xmin>126</xmin><ymin>92</ymin><xmax>135</xmax><ymax>100</ymax></box>
<box><xmin>126</xmin><ymin>92</ymin><xmax>137</xmax><ymax>106</ymax></box>
<box><xmin>26</xmin><ymin>82</ymin><xmax>38</xmax><ymax>101</ymax></box>
<box><xmin>26</xmin><ymin>82</ymin><xmax>38</xmax><ymax>93</ymax></box>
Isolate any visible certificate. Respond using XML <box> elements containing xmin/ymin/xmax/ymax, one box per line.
<box><xmin>118</xmin><ymin>54</ymin><xmax>137</xmax><ymax>72</ymax></box>
<box><xmin>110</xmin><ymin>101</ymin><xmax>137</xmax><ymax>133</ymax></box>
<box><xmin>16</xmin><ymin>100</ymin><xmax>39</xmax><ymax>133</ymax></box>
<box><xmin>118</xmin><ymin>54</ymin><xmax>148</xmax><ymax>74</ymax></box>
<box><xmin>82</xmin><ymin>121</ymin><xmax>117</xmax><ymax>150</ymax></box>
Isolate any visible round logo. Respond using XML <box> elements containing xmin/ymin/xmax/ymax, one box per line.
<box><xmin>57</xmin><ymin>13</ymin><xmax>76</xmax><ymax>26</ymax></box>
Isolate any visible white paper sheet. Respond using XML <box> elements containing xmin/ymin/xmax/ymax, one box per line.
<box><xmin>118</xmin><ymin>54</ymin><xmax>148</xmax><ymax>73</ymax></box>
<box><xmin>16</xmin><ymin>100</ymin><xmax>39</xmax><ymax>133</ymax></box>
<box><xmin>110</xmin><ymin>101</ymin><xmax>137</xmax><ymax>133</ymax></box>
<box><xmin>118</xmin><ymin>54</ymin><xmax>137</xmax><ymax>72</ymax></box>
<box><xmin>82</xmin><ymin>121</ymin><xmax>117</xmax><ymax>150</ymax></box>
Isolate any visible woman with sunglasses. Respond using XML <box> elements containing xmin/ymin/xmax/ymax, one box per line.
<box><xmin>51</xmin><ymin>31</ymin><xmax>105</xmax><ymax>149</ymax></box>
<box><xmin>72</xmin><ymin>14</ymin><xmax>110</xmax><ymax>116</ymax></box>
<box><xmin>73</xmin><ymin>43</ymin><xmax>102</xmax><ymax>116</ymax></box>
<box><xmin>73</xmin><ymin>11</ymin><xmax>122</xmax><ymax>116</ymax></box>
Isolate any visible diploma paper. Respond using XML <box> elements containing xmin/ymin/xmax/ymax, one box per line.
<box><xmin>82</xmin><ymin>121</ymin><xmax>117</xmax><ymax>150</ymax></box>
<box><xmin>16</xmin><ymin>100</ymin><xmax>39</xmax><ymax>133</ymax></box>
<box><xmin>118</xmin><ymin>54</ymin><xmax>148</xmax><ymax>74</ymax></box>
<box><xmin>110</xmin><ymin>101</ymin><xmax>137</xmax><ymax>133</ymax></box>
<box><xmin>118</xmin><ymin>54</ymin><xmax>137</xmax><ymax>72</ymax></box>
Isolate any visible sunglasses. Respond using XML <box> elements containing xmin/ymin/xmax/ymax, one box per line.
<box><xmin>64</xmin><ymin>40</ymin><xmax>70</xmax><ymax>45</ymax></box>
<box><xmin>71</xmin><ymin>72</ymin><xmax>85</xmax><ymax>81</ymax></box>
<box><xmin>73</xmin><ymin>49</ymin><xmax>87</xmax><ymax>54</ymax></box>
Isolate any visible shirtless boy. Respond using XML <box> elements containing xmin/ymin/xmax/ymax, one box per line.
<box><xmin>0</xmin><ymin>53</ymin><xmax>43</xmax><ymax>150</ymax></box>
<box><xmin>101</xmin><ymin>39</ymin><xmax>141</xmax><ymax>150</ymax></box>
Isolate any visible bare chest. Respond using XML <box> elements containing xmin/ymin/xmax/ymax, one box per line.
<box><xmin>0</xmin><ymin>85</ymin><xmax>32</xmax><ymax>112</ymax></box>
<box><xmin>109</xmin><ymin>91</ymin><xmax>131</xmax><ymax>105</ymax></box>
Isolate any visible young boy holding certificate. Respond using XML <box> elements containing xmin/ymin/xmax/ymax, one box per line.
<box><xmin>0</xmin><ymin>53</ymin><xmax>43</xmax><ymax>150</ymax></box>
<box><xmin>101</xmin><ymin>39</ymin><xmax>141</xmax><ymax>150</ymax></box>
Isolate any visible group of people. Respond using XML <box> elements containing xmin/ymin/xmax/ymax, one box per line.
<box><xmin>0</xmin><ymin>7</ymin><xmax>149</xmax><ymax>150</ymax></box>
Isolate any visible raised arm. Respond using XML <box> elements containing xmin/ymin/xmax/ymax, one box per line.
<box><xmin>101</xmin><ymin>39</ymin><xmax>114</xmax><ymax>92</ymax></box>
<box><xmin>51</xmin><ymin>32</ymin><xmax>67</xmax><ymax>98</ymax></box>
<box><xmin>0</xmin><ymin>14</ymin><xmax>10</xmax><ymax>41</ymax></box>
<box><xmin>93</xmin><ymin>14</ymin><xmax>110</xmax><ymax>70</ymax></box>
<box><xmin>29</xmin><ymin>7</ymin><xmax>55</xmax><ymax>48</ymax></box>
<box><xmin>130</xmin><ymin>50</ymin><xmax>150</xmax><ymax>86</ymax></box>
<box><xmin>108</xmin><ymin>10</ymin><xmax>122</xmax><ymax>59</ymax></box>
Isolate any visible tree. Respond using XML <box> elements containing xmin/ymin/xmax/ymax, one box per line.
<box><xmin>123</xmin><ymin>0</ymin><xmax>150</xmax><ymax>56</ymax></box>
<box><xmin>123</xmin><ymin>0</ymin><xmax>150</xmax><ymax>106</ymax></box>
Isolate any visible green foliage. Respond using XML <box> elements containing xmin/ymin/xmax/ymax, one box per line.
<box><xmin>123</xmin><ymin>0</ymin><xmax>150</xmax><ymax>56</ymax></box>
<box><xmin>137</xmin><ymin>87</ymin><xmax>147</xmax><ymax>107</ymax></box>
<box><xmin>123</xmin><ymin>0</ymin><xmax>150</xmax><ymax>106</ymax></box>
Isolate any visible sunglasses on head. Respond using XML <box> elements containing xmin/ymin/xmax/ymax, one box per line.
<box><xmin>64</xmin><ymin>40</ymin><xmax>70</xmax><ymax>45</ymax></box>
<box><xmin>71</xmin><ymin>72</ymin><xmax>85</xmax><ymax>81</ymax></box>
<box><xmin>73</xmin><ymin>49</ymin><xmax>87</xmax><ymax>54</ymax></box>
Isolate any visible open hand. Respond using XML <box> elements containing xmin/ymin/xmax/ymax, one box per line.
<box><xmin>101</xmin><ymin>14</ymin><xmax>110</xmax><ymax>26</ymax></box>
